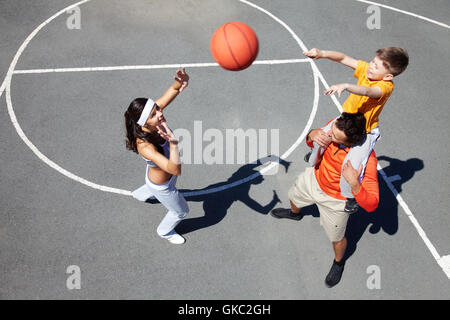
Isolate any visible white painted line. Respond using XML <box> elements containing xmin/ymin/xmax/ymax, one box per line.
<box><xmin>377</xmin><ymin>164</ymin><xmax>450</xmax><ymax>279</ymax></box>
<box><xmin>377</xmin><ymin>166</ymin><xmax>441</xmax><ymax>260</ymax></box>
<box><xmin>437</xmin><ymin>255</ymin><xmax>450</xmax><ymax>279</ymax></box>
<box><xmin>13</xmin><ymin>58</ymin><xmax>309</xmax><ymax>75</ymax></box>
<box><xmin>0</xmin><ymin>77</ymin><xmax>6</xmax><ymax>99</ymax></box>
<box><xmin>356</xmin><ymin>0</ymin><xmax>450</xmax><ymax>29</ymax></box>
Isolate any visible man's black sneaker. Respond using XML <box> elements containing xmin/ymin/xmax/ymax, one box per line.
<box><xmin>304</xmin><ymin>151</ymin><xmax>312</xmax><ymax>163</ymax></box>
<box><xmin>270</xmin><ymin>208</ymin><xmax>303</xmax><ymax>221</ymax></box>
<box><xmin>325</xmin><ymin>259</ymin><xmax>345</xmax><ymax>288</ymax></box>
<box><xmin>344</xmin><ymin>198</ymin><xmax>359</xmax><ymax>213</ymax></box>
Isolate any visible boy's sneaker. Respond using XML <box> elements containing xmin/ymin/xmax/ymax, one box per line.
<box><xmin>304</xmin><ymin>151</ymin><xmax>312</xmax><ymax>163</ymax></box>
<box><xmin>344</xmin><ymin>198</ymin><xmax>359</xmax><ymax>213</ymax></box>
<box><xmin>325</xmin><ymin>259</ymin><xmax>345</xmax><ymax>288</ymax></box>
<box><xmin>270</xmin><ymin>208</ymin><xmax>303</xmax><ymax>221</ymax></box>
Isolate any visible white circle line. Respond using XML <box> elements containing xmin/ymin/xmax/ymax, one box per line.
<box><xmin>3</xmin><ymin>0</ymin><xmax>130</xmax><ymax>195</ymax></box>
<box><xmin>4</xmin><ymin>0</ymin><xmax>318</xmax><ymax>198</ymax></box>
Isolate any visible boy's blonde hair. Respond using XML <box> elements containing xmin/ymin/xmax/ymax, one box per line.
<box><xmin>376</xmin><ymin>47</ymin><xmax>409</xmax><ymax>76</ymax></box>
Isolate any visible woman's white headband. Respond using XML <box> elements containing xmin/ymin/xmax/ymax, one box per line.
<box><xmin>137</xmin><ymin>98</ymin><xmax>155</xmax><ymax>126</ymax></box>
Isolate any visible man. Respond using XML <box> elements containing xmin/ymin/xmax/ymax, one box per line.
<box><xmin>271</xmin><ymin>112</ymin><xmax>379</xmax><ymax>288</ymax></box>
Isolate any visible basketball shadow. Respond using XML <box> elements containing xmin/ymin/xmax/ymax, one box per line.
<box><xmin>343</xmin><ymin>155</ymin><xmax>424</xmax><ymax>261</ymax></box>
<box><xmin>175</xmin><ymin>156</ymin><xmax>291</xmax><ymax>235</ymax></box>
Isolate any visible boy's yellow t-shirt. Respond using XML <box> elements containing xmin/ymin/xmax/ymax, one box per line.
<box><xmin>342</xmin><ymin>60</ymin><xmax>394</xmax><ymax>132</ymax></box>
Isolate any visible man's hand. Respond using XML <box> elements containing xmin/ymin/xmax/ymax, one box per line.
<box><xmin>324</xmin><ymin>83</ymin><xmax>348</xmax><ymax>98</ymax></box>
<box><xmin>303</xmin><ymin>48</ymin><xmax>323</xmax><ymax>59</ymax></box>
<box><xmin>342</xmin><ymin>160</ymin><xmax>363</xmax><ymax>194</ymax></box>
<box><xmin>308</xmin><ymin>129</ymin><xmax>331</xmax><ymax>148</ymax></box>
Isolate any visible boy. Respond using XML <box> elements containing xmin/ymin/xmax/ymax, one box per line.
<box><xmin>303</xmin><ymin>47</ymin><xmax>408</xmax><ymax>213</ymax></box>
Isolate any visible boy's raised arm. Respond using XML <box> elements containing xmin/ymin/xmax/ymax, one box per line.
<box><xmin>304</xmin><ymin>48</ymin><xmax>358</xmax><ymax>69</ymax></box>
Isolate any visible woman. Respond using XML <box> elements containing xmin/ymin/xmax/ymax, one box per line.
<box><xmin>124</xmin><ymin>68</ymin><xmax>190</xmax><ymax>244</ymax></box>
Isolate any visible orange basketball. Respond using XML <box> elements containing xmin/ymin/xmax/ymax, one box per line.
<box><xmin>210</xmin><ymin>22</ymin><xmax>259</xmax><ymax>71</ymax></box>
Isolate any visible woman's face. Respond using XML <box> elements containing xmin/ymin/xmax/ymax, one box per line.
<box><xmin>143</xmin><ymin>104</ymin><xmax>166</xmax><ymax>131</ymax></box>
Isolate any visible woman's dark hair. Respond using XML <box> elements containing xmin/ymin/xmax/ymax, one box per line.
<box><xmin>335</xmin><ymin>112</ymin><xmax>367</xmax><ymax>146</ymax></box>
<box><xmin>124</xmin><ymin>98</ymin><xmax>164</xmax><ymax>154</ymax></box>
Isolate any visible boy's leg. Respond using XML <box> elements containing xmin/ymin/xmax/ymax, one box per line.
<box><xmin>307</xmin><ymin>120</ymin><xmax>336</xmax><ymax>166</ymax></box>
<box><xmin>340</xmin><ymin>129</ymin><xmax>380</xmax><ymax>198</ymax></box>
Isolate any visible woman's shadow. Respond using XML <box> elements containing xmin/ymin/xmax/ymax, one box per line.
<box><xmin>174</xmin><ymin>156</ymin><xmax>291</xmax><ymax>235</ymax></box>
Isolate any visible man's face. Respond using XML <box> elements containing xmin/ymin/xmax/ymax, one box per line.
<box><xmin>329</xmin><ymin>122</ymin><xmax>349</xmax><ymax>146</ymax></box>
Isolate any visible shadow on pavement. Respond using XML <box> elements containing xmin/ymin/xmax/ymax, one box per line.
<box><xmin>343</xmin><ymin>155</ymin><xmax>424</xmax><ymax>261</ymax></box>
<box><xmin>175</xmin><ymin>157</ymin><xmax>291</xmax><ymax>235</ymax></box>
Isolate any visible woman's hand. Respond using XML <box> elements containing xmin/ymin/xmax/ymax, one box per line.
<box><xmin>174</xmin><ymin>67</ymin><xmax>189</xmax><ymax>92</ymax></box>
<box><xmin>156</xmin><ymin>121</ymin><xmax>178</xmax><ymax>143</ymax></box>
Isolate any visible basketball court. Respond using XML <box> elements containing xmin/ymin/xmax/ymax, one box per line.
<box><xmin>1</xmin><ymin>0</ymin><xmax>449</xmax><ymax>299</ymax></box>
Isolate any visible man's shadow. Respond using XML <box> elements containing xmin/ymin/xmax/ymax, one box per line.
<box><xmin>173</xmin><ymin>156</ymin><xmax>291</xmax><ymax>235</ymax></box>
<box><xmin>343</xmin><ymin>155</ymin><xmax>424</xmax><ymax>260</ymax></box>
<box><xmin>295</xmin><ymin>155</ymin><xmax>424</xmax><ymax>261</ymax></box>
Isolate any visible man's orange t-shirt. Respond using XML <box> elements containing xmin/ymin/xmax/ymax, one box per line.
<box><xmin>307</xmin><ymin>134</ymin><xmax>379</xmax><ymax>212</ymax></box>
<box><xmin>342</xmin><ymin>60</ymin><xmax>394</xmax><ymax>132</ymax></box>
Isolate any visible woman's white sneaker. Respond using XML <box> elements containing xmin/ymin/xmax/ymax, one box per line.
<box><xmin>166</xmin><ymin>233</ymin><xmax>186</xmax><ymax>244</ymax></box>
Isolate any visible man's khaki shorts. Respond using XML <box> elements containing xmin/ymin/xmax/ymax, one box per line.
<box><xmin>288</xmin><ymin>167</ymin><xmax>349</xmax><ymax>242</ymax></box>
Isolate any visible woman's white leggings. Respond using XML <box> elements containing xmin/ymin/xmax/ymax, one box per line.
<box><xmin>132</xmin><ymin>169</ymin><xmax>189</xmax><ymax>238</ymax></box>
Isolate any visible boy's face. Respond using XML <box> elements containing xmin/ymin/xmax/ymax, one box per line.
<box><xmin>367</xmin><ymin>56</ymin><xmax>394</xmax><ymax>81</ymax></box>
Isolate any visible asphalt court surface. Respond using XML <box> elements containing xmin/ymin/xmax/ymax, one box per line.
<box><xmin>1</xmin><ymin>0</ymin><xmax>449</xmax><ymax>299</ymax></box>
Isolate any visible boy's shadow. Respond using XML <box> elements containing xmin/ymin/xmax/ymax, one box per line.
<box><xmin>174</xmin><ymin>156</ymin><xmax>291</xmax><ymax>235</ymax></box>
<box><xmin>298</xmin><ymin>155</ymin><xmax>424</xmax><ymax>261</ymax></box>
